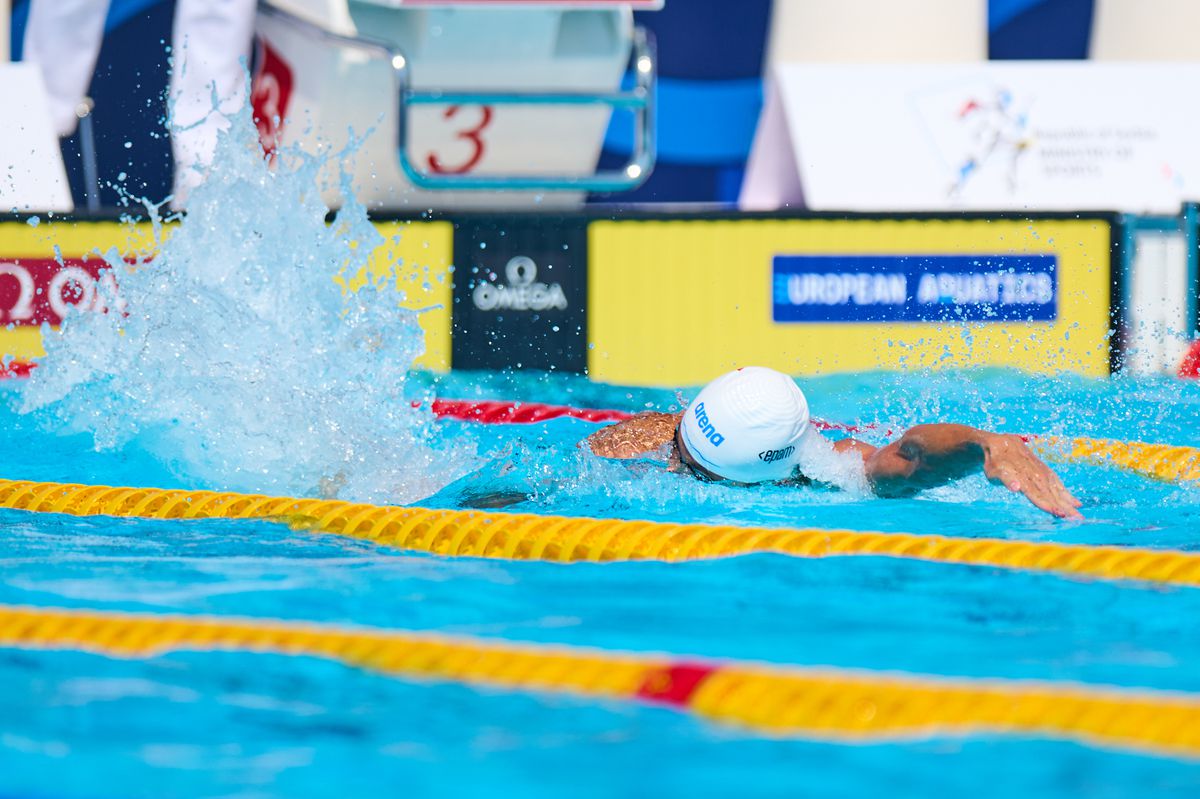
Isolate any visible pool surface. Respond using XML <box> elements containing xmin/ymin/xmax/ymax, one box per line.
<box><xmin>3</xmin><ymin>367</ymin><xmax>1200</xmax><ymax>798</ymax></box>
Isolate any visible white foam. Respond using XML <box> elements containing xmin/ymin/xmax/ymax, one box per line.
<box><xmin>794</xmin><ymin>428</ymin><xmax>871</xmax><ymax>494</ymax></box>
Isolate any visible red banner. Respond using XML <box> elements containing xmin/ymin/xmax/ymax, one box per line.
<box><xmin>0</xmin><ymin>259</ymin><xmax>122</xmax><ymax>326</ymax></box>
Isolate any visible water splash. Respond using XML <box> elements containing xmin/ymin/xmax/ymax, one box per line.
<box><xmin>17</xmin><ymin>101</ymin><xmax>474</xmax><ymax>504</ymax></box>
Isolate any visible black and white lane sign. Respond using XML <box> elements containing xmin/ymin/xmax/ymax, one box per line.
<box><xmin>472</xmin><ymin>255</ymin><xmax>569</xmax><ymax>312</ymax></box>
<box><xmin>452</xmin><ymin>218</ymin><xmax>588</xmax><ymax>373</ymax></box>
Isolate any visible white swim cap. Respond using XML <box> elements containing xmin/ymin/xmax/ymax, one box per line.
<box><xmin>678</xmin><ymin>366</ymin><xmax>810</xmax><ymax>484</ymax></box>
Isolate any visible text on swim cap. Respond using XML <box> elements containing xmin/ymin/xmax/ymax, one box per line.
<box><xmin>692</xmin><ymin>402</ymin><xmax>724</xmax><ymax>447</ymax></box>
<box><xmin>758</xmin><ymin>446</ymin><xmax>795</xmax><ymax>464</ymax></box>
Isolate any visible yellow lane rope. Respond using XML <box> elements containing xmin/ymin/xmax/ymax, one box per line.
<box><xmin>1036</xmin><ymin>436</ymin><xmax>1200</xmax><ymax>484</ymax></box>
<box><xmin>2</xmin><ymin>477</ymin><xmax>1200</xmax><ymax>587</ymax></box>
<box><xmin>1</xmin><ymin>604</ymin><xmax>1198</xmax><ymax>757</ymax></box>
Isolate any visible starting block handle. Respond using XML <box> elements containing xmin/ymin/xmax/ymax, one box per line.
<box><xmin>257</xmin><ymin>2</ymin><xmax>656</xmax><ymax>194</ymax></box>
<box><xmin>394</xmin><ymin>27</ymin><xmax>656</xmax><ymax>193</ymax></box>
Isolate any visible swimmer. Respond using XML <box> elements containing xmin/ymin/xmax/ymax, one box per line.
<box><xmin>585</xmin><ymin>366</ymin><xmax>1083</xmax><ymax>520</ymax></box>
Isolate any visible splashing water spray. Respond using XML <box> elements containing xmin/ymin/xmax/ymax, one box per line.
<box><xmin>17</xmin><ymin>87</ymin><xmax>475</xmax><ymax>504</ymax></box>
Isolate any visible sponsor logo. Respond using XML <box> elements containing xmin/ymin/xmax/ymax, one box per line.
<box><xmin>0</xmin><ymin>260</ymin><xmax>124</xmax><ymax>326</ymax></box>
<box><xmin>692</xmin><ymin>401</ymin><xmax>724</xmax><ymax>447</ymax></box>
<box><xmin>758</xmin><ymin>445</ymin><xmax>795</xmax><ymax>464</ymax></box>
<box><xmin>472</xmin><ymin>256</ymin><xmax>569</xmax><ymax>312</ymax></box>
<box><xmin>772</xmin><ymin>254</ymin><xmax>1058</xmax><ymax>323</ymax></box>
<box><xmin>945</xmin><ymin>88</ymin><xmax>1032</xmax><ymax>198</ymax></box>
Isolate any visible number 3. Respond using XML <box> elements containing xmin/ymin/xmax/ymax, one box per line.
<box><xmin>427</xmin><ymin>105</ymin><xmax>493</xmax><ymax>175</ymax></box>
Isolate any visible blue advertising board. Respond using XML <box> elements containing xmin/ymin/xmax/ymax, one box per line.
<box><xmin>772</xmin><ymin>254</ymin><xmax>1058</xmax><ymax>323</ymax></box>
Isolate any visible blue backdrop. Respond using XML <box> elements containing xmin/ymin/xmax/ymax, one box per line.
<box><xmin>8</xmin><ymin>0</ymin><xmax>1097</xmax><ymax>209</ymax></box>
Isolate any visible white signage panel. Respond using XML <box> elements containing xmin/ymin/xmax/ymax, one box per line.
<box><xmin>742</xmin><ymin>62</ymin><xmax>1200</xmax><ymax>214</ymax></box>
<box><xmin>0</xmin><ymin>64</ymin><xmax>73</xmax><ymax>213</ymax></box>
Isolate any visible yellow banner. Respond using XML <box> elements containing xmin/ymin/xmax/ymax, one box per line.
<box><xmin>588</xmin><ymin>218</ymin><xmax>1112</xmax><ymax>386</ymax></box>
<box><xmin>0</xmin><ymin>219</ymin><xmax>452</xmax><ymax>371</ymax></box>
<box><xmin>364</xmin><ymin>221</ymin><xmax>453</xmax><ymax>372</ymax></box>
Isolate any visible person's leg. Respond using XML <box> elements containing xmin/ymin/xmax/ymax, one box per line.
<box><xmin>21</xmin><ymin>0</ymin><xmax>112</xmax><ymax>136</ymax></box>
<box><xmin>169</xmin><ymin>0</ymin><xmax>256</xmax><ymax>207</ymax></box>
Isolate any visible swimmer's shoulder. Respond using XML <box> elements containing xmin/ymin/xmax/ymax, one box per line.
<box><xmin>584</xmin><ymin>411</ymin><xmax>683</xmax><ymax>459</ymax></box>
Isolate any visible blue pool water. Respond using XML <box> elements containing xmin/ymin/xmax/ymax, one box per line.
<box><xmin>4</xmin><ymin>99</ymin><xmax>1200</xmax><ymax>798</ymax></box>
<box><xmin>3</xmin><ymin>369</ymin><xmax>1200</xmax><ymax>798</ymax></box>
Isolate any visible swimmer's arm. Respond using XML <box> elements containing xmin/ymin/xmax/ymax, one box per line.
<box><xmin>842</xmin><ymin>424</ymin><xmax>1083</xmax><ymax>519</ymax></box>
<box><xmin>584</xmin><ymin>412</ymin><xmax>682</xmax><ymax>459</ymax></box>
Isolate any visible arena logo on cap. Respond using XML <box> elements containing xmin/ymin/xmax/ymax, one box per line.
<box><xmin>472</xmin><ymin>256</ymin><xmax>569</xmax><ymax>312</ymax></box>
<box><xmin>692</xmin><ymin>402</ymin><xmax>724</xmax><ymax>446</ymax></box>
<box><xmin>772</xmin><ymin>254</ymin><xmax>1058</xmax><ymax>323</ymax></box>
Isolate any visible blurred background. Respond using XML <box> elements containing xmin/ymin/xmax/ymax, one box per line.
<box><xmin>2</xmin><ymin>0</ymin><xmax>1198</xmax><ymax>382</ymax></box>
<box><xmin>6</xmin><ymin>0</ymin><xmax>1101</xmax><ymax>208</ymax></box>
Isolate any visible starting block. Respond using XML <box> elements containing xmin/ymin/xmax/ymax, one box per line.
<box><xmin>253</xmin><ymin>0</ymin><xmax>661</xmax><ymax>210</ymax></box>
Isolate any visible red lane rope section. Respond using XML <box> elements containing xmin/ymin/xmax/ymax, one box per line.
<box><xmin>1180</xmin><ymin>340</ymin><xmax>1200</xmax><ymax>379</ymax></box>
<box><xmin>636</xmin><ymin>663</ymin><xmax>718</xmax><ymax>707</ymax></box>
<box><xmin>424</xmin><ymin>398</ymin><xmax>876</xmax><ymax>434</ymax></box>
<box><xmin>811</xmin><ymin>418</ymin><xmax>880</xmax><ymax>435</ymax></box>
<box><xmin>424</xmin><ymin>399</ymin><xmax>634</xmax><ymax>424</ymax></box>
<box><xmin>0</xmin><ymin>361</ymin><xmax>35</xmax><ymax>379</ymax></box>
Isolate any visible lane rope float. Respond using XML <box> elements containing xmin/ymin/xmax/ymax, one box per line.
<box><xmin>0</xmin><ymin>361</ymin><xmax>34</xmax><ymax>379</ymax></box>
<box><xmin>3</xmin><ymin>478</ymin><xmax>1200</xmax><ymax>587</ymax></box>
<box><xmin>425</xmin><ymin>398</ymin><xmax>875</xmax><ymax>434</ymax></box>
<box><xmin>425</xmin><ymin>399</ymin><xmax>633</xmax><ymax>424</ymax></box>
<box><xmin>1036</xmin><ymin>436</ymin><xmax>1200</xmax><ymax>484</ymax></box>
<box><xmin>1</xmin><ymin>604</ymin><xmax>1198</xmax><ymax>758</ymax></box>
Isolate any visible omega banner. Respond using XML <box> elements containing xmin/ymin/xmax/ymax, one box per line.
<box><xmin>451</xmin><ymin>218</ymin><xmax>589</xmax><ymax>372</ymax></box>
<box><xmin>741</xmin><ymin>62</ymin><xmax>1200</xmax><ymax>214</ymax></box>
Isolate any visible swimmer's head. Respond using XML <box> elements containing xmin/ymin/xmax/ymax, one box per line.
<box><xmin>677</xmin><ymin>366</ymin><xmax>810</xmax><ymax>484</ymax></box>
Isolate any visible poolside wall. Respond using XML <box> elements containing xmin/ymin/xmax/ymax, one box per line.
<box><xmin>0</xmin><ymin>212</ymin><xmax>1122</xmax><ymax>386</ymax></box>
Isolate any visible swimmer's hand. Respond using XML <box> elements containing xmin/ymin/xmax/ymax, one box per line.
<box><xmin>981</xmin><ymin>433</ymin><xmax>1083</xmax><ymax>520</ymax></box>
<box><xmin>860</xmin><ymin>424</ymin><xmax>1083</xmax><ymax>520</ymax></box>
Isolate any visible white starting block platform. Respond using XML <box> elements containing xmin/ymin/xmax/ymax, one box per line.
<box><xmin>254</xmin><ymin>0</ymin><xmax>660</xmax><ymax>210</ymax></box>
